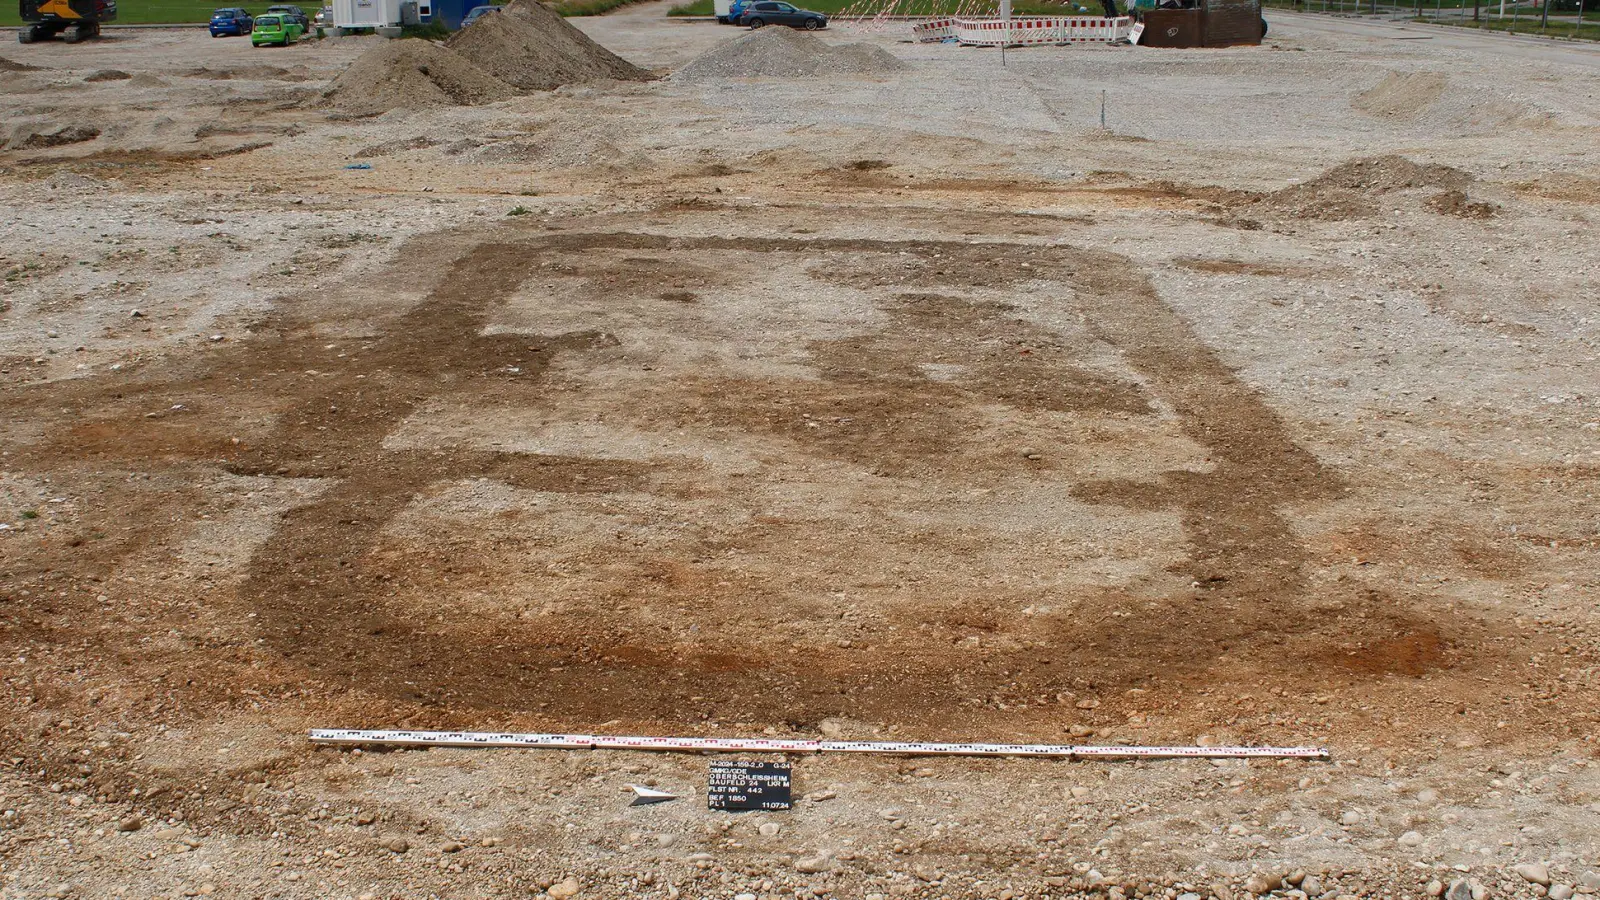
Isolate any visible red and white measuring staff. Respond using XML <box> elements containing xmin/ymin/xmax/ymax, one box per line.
<box><xmin>309</xmin><ymin>729</ymin><xmax>1327</xmax><ymax>760</ymax></box>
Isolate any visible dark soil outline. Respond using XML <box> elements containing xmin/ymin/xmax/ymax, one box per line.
<box><xmin>3</xmin><ymin>230</ymin><xmax>1486</xmax><ymax>734</ymax></box>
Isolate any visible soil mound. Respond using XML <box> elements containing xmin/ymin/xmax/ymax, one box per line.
<box><xmin>321</xmin><ymin>40</ymin><xmax>518</xmax><ymax>116</ymax></box>
<box><xmin>1247</xmin><ymin>154</ymin><xmax>1473</xmax><ymax>221</ymax></box>
<box><xmin>1425</xmin><ymin>189</ymin><xmax>1496</xmax><ymax>220</ymax></box>
<box><xmin>1352</xmin><ymin>69</ymin><xmax>1562</xmax><ymax>136</ymax></box>
<box><xmin>673</xmin><ymin>27</ymin><xmax>908</xmax><ymax>81</ymax></box>
<box><xmin>1353</xmin><ymin>70</ymin><xmax>1448</xmax><ymax>120</ymax></box>
<box><xmin>829</xmin><ymin>41</ymin><xmax>907</xmax><ymax>75</ymax></box>
<box><xmin>445</xmin><ymin>0</ymin><xmax>649</xmax><ymax>92</ymax></box>
<box><xmin>85</xmin><ymin>68</ymin><xmax>132</xmax><ymax>82</ymax></box>
<box><xmin>11</xmin><ymin>124</ymin><xmax>101</xmax><ymax>150</ymax></box>
<box><xmin>1304</xmin><ymin>154</ymin><xmax>1472</xmax><ymax>193</ymax></box>
<box><xmin>127</xmin><ymin>73</ymin><xmax>169</xmax><ymax>89</ymax></box>
<box><xmin>0</xmin><ymin>55</ymin><xmax>42</xmax><ymax>73</ymax></box>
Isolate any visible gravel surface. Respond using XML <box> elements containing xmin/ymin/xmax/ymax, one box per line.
<box><xmin>0</xmin><ymin>5</ymin><xmax>1598</xmax><ymax>900</ymax></box>
<box><xmin>672</xmin><ymin>26</ymin><xmax>907</xmax><ymax>80</ymax></box>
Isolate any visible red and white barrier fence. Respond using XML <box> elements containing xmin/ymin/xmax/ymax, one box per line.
<box><xmin>309</xmin><ymin>728</ymin><xmax>1329</xmax><ymax>760</ymax></box>
<box><xmin>911</xmin><ymin>15</ymin><xmax>1133</xmax><ymax>45</ymax></box>
<box><xmin>911</xmin><ymin>16</ymin><xmax>955</xmax><ymax>40</ymax></box>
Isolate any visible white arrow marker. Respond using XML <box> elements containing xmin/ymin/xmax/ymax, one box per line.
<box><xmin>627</xmin><ymin>784</ymin><xmax>678</xmax><ymax>806</ymax></box>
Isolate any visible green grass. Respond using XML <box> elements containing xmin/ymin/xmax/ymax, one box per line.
<box><xmin>667</xmin><ymin>0</ymin><xmax>1106</xmax><ymax>14</ymax></box>
<box><xmin>399</xmin><ymin>18</ymin><xmax>449</xmax><ymax>36</ymax></box>
<box><xmin>553</xmin><ymin>0</ymin><xmax>644</xmax><ymax>13</ymax></box>
<box><xmin>1448</xmin><ymin>15</ymin><xmax>1600</xmax><ymax>34</ymax></box>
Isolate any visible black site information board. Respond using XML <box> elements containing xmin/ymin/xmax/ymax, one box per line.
<box><xmin>707</xmin><ymin>760</ymin><xmax>792</xmax><ymax>811</ymax></box>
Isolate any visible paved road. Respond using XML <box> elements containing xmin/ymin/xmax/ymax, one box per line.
<box><xmin>1267</xmin><ymin>8</ymin><xmax>1600</xmax><ymax>66</ymax></box>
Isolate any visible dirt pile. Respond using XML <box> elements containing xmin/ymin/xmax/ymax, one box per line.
<box><xmin>320</xmin><ymin>40</ymin><xmax>518</xmax><ymax>116</ymax></box>
<box><xmin>1305</xmin><ymin>154</ymin><xmax>1472</xmax><ymax>193</ymax></box>
<box><xmin>1351</xmin><ymin>69</ymin><xmax>1564</xmax><ymax>137</ymax></box>
<box><xmin>445</xmin><ymin>0</ymin><xmax>649</xmax><ymax>91</ymax></box>
<box><xmin>85</xmin><ymin>69</ymin><xmax>132</xmax><ymax>82</ymax></box>
<box><xmin>673</xmin><ymin>27</ymin><xmax>907</xmax><ymax>81</ymax></box>
<box><xmin>322</xmin><ymin>1</ymin><xmax>648</xmax><ymax>115</ymax></box>
<box><xmin>1247</xmin><ymin>154</ymin><xmax>1474</xmax><ymax>220</ymax></box>
<box><xmin>9</xmin><ymin>124</ymin><xmax>101</xmax><ymax>150</ymax></box>
<box><xmin>1353</xmin><ymin>70</ymin><xmax>1448</xmax><ymax>120</ymax></box>
<box><xmin>1426</xmin><ymin>188</ymin><xmax>1497</xmax><ymax>219</ymax></box>
<box><xmin>0</xmin><ymin>55</ymin><xmax>42</xmax><ymax>72</ymax></box>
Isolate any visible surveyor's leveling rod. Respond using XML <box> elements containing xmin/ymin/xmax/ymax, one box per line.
<box><xmin>309</xmin><ymin>729</ymin><xmax>1328</xmax><ymax>760</ymax></box>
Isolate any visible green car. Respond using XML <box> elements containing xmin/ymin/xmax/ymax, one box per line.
<box><xmin>250</xmin><ymin>14</ymin><xmax>304</xmax><ymax>46</ymax></box>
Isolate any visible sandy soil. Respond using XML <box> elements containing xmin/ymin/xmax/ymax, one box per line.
<box><xmin>1</xmin><ymin>6</ymin><xmax>1599</xmax><ymax>900</ymax></box>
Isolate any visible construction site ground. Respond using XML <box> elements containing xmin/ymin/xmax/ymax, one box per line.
<box><xmin>2</xmin><ymin>7</ymin><xmax>1599</xmax><ymax>900</ymax></box>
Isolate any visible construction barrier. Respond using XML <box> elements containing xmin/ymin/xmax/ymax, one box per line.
<box><xmin>910</xmin><ymin>16</ymin><xmax>954</xmax><ymax>40</ymax></box>
<box><xmin>912</xmin><ymin>15</ymin><xmax>1133</xmax><ymax>45</ymax></box>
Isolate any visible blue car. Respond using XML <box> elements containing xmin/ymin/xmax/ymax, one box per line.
<box><xmin>209</xmin><ymin>7</ymin><xmax>253</xmax><ymax>35</ymax></box>
<box><xmin>460</xmin><ymin>4</ymin><xmax>499</xmax><ymax>26</ymax></box>
<box><xmin>722</xmin><ymin>0</ymin><xmax>751</xmax><ymax>23</ymax></box>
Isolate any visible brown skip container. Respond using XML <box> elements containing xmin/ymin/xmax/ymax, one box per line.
<box><xmin>1202</xmin><ymin>0</ymin><xmax>1264</xmax><ymax>46</ymax></box>
<box><xmin>1137</xmin><ymin>0</ymin><xmax>1261</xmax><ymax>48</ymax></box>
<box><xmin>1138</xmin><ymin>8</ymin><xmax>1202</xmax><ymax>46</ymax></box>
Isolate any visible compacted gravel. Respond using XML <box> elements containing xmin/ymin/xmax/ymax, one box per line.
<box><xmin>1</xmin><ymin>6</ymin><xmax>1598</xmax><ymax>899</ymax></box>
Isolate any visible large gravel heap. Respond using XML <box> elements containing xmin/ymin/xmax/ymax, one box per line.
<box><xmin>673</xmin><ymin>27</ymin><xmax>907</xmax><ymax>81</ymax></box>
<box><xmin>321</xmin><ymin>41</ymin><xmax>518</xmax><ymax>116</ymax></box>
<box><xmin>446</xmin><ymin>0</ymin><xmax>649</xmax><ymax>91</ymax></box>
<box><xmin>321</xmin><ymin>0</ymin><xmax>648</xmax><ymax>115</ymax></box>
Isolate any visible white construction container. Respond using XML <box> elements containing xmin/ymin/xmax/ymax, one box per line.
<box><xmin>333</xmin><ymin>0</ymin><xmax>401</xmax><ymax>29</ymax></box>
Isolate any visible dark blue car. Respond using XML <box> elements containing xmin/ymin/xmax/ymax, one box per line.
<box><xmin>209</xmin><ymin>7</ymin><xmax>253</xmax><ymax>35</ymax></box>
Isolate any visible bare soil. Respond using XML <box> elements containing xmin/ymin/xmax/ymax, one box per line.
<box><xmin>0</xmin><ymin>8</ymin><xmax>1598</xmax><ymax>900</ymax></box>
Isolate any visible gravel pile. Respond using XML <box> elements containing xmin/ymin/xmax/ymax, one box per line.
<box><xmin>322</xmin><ymin>0</ymin><xmax>648</xmax><ymax>115</ymax></box>
<box><xmin>673</xmin><ymin>28</ymin><xmax>907</xmax><ymax>81</ymax></box>
<box><xmin>1304</xmin><ymin>154</ymin><xmax>1472</xmax><ymax>193</ymax></box>
<box><xmin>1247</xmin><ymin>154</ymin><xmax>1473</xmax><ymax>221</ymax></box>
<box><xmin>321</xmin><ymin>41</ymin><xmax>518</xmax><ymax>116</ymax></box>
<box><xmin>1353</xmin><ymin>70</ymin><xmax>1449</xmax><ymax>120</ymax></box>
<box><xmin>445</xmin><ymin>0</ymin><xmax>649</xmax><ymax>92</ymax></box>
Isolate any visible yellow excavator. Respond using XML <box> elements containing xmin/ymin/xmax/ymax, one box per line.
<box><xmin>17</xmin><ymin>0</ymin><xmax>117</xmax><ymax>43</ymax></box>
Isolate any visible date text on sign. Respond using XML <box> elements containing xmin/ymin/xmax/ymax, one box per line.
<box><xmin>708</xmin><ymin>760</ymin><xmax>793</xmax><ymax>811</ymax></box>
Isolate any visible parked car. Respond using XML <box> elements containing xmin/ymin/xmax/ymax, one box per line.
<box><xmin>719</xmin><ymin>0</ymin><xmax>753</xmax><ymax>23</ymax></box>
<box><xmin>313</xmin><ymin>4</ymin><xmax>332</xmax><ymax>25</ymax></box>
<box><xmin>460</xmin><ymin>3</ymin><xmax>500</xmax><ymax>25</ymax></box>
<box><xmin>208</xmin><ymin>6</ymin><xmax>253</xmax><ymax>35</ymax></box>
<box><xmin>740</xmin><ymin>1</ymin><xmax>826</xmax><ymax>29</ymax></box>
<box><xmin>251</xmin><ymin>13</ymin><xmax>304</xmax><ymax>44</ymax></box>
<box><xmin>264</xmin><ymin>3</ymin><xmax>310</xmax><ymax>28</ymax></box>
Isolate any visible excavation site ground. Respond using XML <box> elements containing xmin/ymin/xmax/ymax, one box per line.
<box><xmin>1</xmin><ymin>6</ymin><xmax>1599</xmax><ymax>900</ymax></box>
